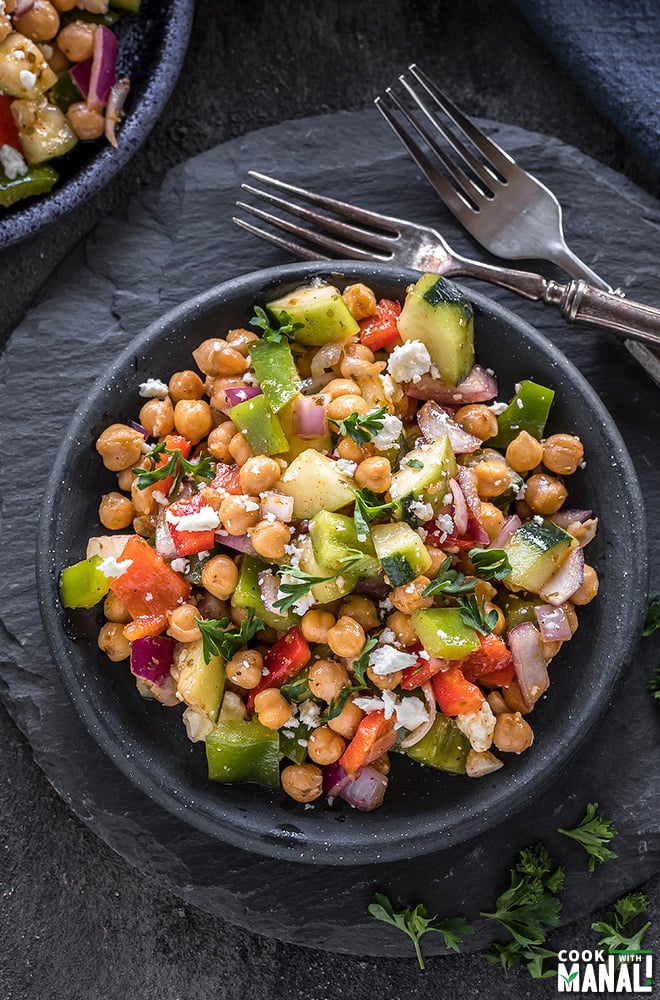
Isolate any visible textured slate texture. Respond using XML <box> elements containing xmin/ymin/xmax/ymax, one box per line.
<box><xmin>0</xmin><ymin>110</ymin><xmax>659</xmax><ymax>989</ymax></box>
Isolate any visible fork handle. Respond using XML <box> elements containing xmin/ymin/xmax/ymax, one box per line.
<box><xmin>545</xmin><ymin>281</ymin><xmax>660</xmax><ymax>348</ymax></box>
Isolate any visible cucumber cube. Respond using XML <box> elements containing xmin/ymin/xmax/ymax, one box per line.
<box><xmin>389</xmin><ymin>436</ymin><xmax>457</xmax><ymax>510</ymax></box>
<box><xmin>277</xmin><ymin>449</ymin><xmax>355</xmax><ymax>519</ymax></box>
<box><xmin>267</xmin><ymin>284</ymin><xmax>359</xmax><ymax>346</ymax></box>
<box><xmin>397</xmin><ymin>273</ymin><xmax>475</xmax><ymax>386</ymax></box>
<box><xmin>309</xmin><ymin>510</ymin><xmax>379</xmax><ymax>578</ymax></box>
<box><xmin>371</xmin><ymin>522</ymin><xmax>432</xmax><ymax>586</ymax></box>
<box><xmin>174</xmin><ymin>639</ymin><xmax>225</xmax><ymax>723</ymax></box>
<box><xmin>503</xmin><ymin>519</ymin><xmax>576</xmax><ymax>593</ymax></box>
<box><xmin>406</xmin><ymin>713</ymin><xmax>470</xmax><ymax>773</ymax></box>
<box><xmin>411</xmin><ymin>608</ymin><xmax>481</xmax><ymax>659</ymax></box>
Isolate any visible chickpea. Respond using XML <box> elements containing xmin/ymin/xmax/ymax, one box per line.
<box><xmin>342</xmin><ymin>282</ymin><xmax>377</xmax><ymax>320</ymax></box>
<box><xmin>44</xmin><ymin>42</ymin><xmax>69</xmax><ymax>72</ymax></box>
<box><xmin>502</xmin><ymin>682</ymin><xmax>532</xmax><ymax>715</ymax></box>
<box><xmin>336</xmin><ymin>435</ymin><xmax>371</xmax><ymax>462</ymax></box>
<box><xmin>97</xmin><ymin>621</ymin><xmax>130</xmax><ymax>662</ymax></box>
<box><xmin>326</xmin><ymin>395</ymin><xmax>371</xmax><ymax>422</ymax></box>
<box><xmin>133</xmin><ymin>514</ymin><xmax>155</xmax><ymax>538</ymax></box>
<box><xmin>66</xmin><ymin>102</ymin><xmax>105</xmax><ymax>140</ymax></box>
<box><xmin>0</xmin><ymin>16</ymin><xmax>10</xmax><ymax>43</ymax></box>
<box><xmin>249</xmin><ymin>519</ymin><xmax>291</xmax><ymax>560</ymax></box>
<box><xmin>339</xmin><ymin>595</ymin><xmax>379</xmax><ymax>631</ymax></box>
<box><xmin>96</xmin><ymin>423</ymin><xmax>144</xmax><ymax>472</ymax></box>
<box><xmin>225</xmin><ymin>649</ymin><xmax>263</xmax><ymax>689</ymax></box>
<box><xmin>505</xmin><ymin>430</ymin><xmax>544</xmax><ymax>473</ymax></box>
<box><xmin>542</xmin><ymin>434</ymin><xmax>584</xmax><ymax>475</ymax></box>
<box><xmin>131</xmin><ymin>479</ymin><xmax>157</xmax><ymax>517</ymax></box>
<box><xmin>281</xmin><ymin>763</ymin><xmax>323</xmax><ymax>803</ymax></box>
<box><xmin>15</xmin><ymin>0</ymin><xmax>60</xmax><ymax>41</ymax></box>
<box><xmin>98</xmin><ymin>491</ymin><xmax>134</xmax><ymax>530</ymax></box>
<box><xmin>487</xmin><ymin>691</ymin><xmax>508</xmax><ymax>715</ymax></box>
<box><xmin>390</xmin><ymin>576</ymin><xmax>433</xmax><ymax>615</ymax></box>
<box><xmin>524</xmin><ymin>473</ymin><xmax>567</xmax><ymax>515</ymax></box>
<box><xmin>455</xmin><ymin>404</ymin><xmax>498</xmax><ymax>441</ymax></box>
<box><xmin>485</xmin><ymin>601</ymin><xmax>506</xmax><ymax>636</ymax></box>
<box><xmin>207</xmin><ymin>421</ymin><xmax>236</xmax><ymax>461</ymax></box>
<box><xmin>58</xmin><ymin>20</ymin><xmax>96</xmax><ymax>61</ymax></box>
<box><xmin>326</xmin><ymin>616</ymin><xmax>367</xmax><ymax>658</ymax></box>
<box><xmin>571</xmin><ymin>565</ymin><xmax>599</xmax><ymax>606</ymax></box>
<box><xmin>355</xmin><ymin>456</ymin><xmax>392</xmax><ymax>493</ymax></box>
<box><xmin>474</xmin><ymin>460</ymin><xmax>511</xmax><ymax>499</ymax></box>
<box><xmin>103</xmin><ymin>592</ymin><xmax>131</xmax><ymax>624</ymax></box>
<box><xmin>218</xmin><ymin>495</ymin><xmax>261</xmax><ymax>536</ymax></box>
<box><xmin>479</xmin><ymin>502</ymin><xmax>504</xmax><ymax>542</ymax></box>
<box><xmin>367</xmin><ymin>667</ymin><xmax>402</xmax><ymax>690</ymax></box>
<box><xmin>228</xmin><ymin>432</ymin><xmax>254</xmax><ymax>466</ymax></box>
<box><xmin>254</xmin><ymin>688</ymin><xmax>291</xmax><ymax>730</ymax></box>
<box><xmin>201</xmin><ymin>555</ymin><xmax>239</xmax><ymax>600</ymax></box>
<box><xmin>139</xmin><ymin>397</ymin><xmax>174</xmax><ymax>438</ymax></box>
<box><xmin>230</xmin><ymin>606</ymin><xmax>248</xmax><ymax>627</ymax></box>
<box><xmin>301</xmin><ymin>610</ymin><xmax>336</xmax><ymax>645</ymax></box>
<box><xmin>493</xmin><ymin>712</ymin><xmax>534</xmax><ymax>754</ymax></box>
<box><xmin>340</xmin><ymin>343</ymin><xmax>380</xmax><ymax>379</ymax></box>
<box><xmin>308</xmin><ymin>658</ymin><xmax>349</xmax><ymax>703</ymax></box>
<box><xmin>327</xmin><ymin>695</ymin><xmax>364</xmax><ymax>738</ymax></box>
<box><xmin>226</xmin><ymin>327</ymin><xmax>259</xmax><ymax>355</ymax></box>
<box><xmin>542</xmin><ymin>639</ymin><xmax>562</xmax><ymax>661</ymax></box>
<box><xmin>308</xmin><ymin>726</ymin><xmax>346</xmax><ymax>765</ymax></box>
<box><xmin>168</xmin><ymin>370</ymin><xmax>204</xmax><ymax>403</ymax></box>
<box><xmin>192</xmin><ymin>338</ymin><xmax>248</xmax><ymax>377</ymax></box>
<box><xmin>209</xmin><ymin>376</ymin><xmax>247</xmax><ymax>412</ymax></box>
<box><xmin>562</xmin><ymin>602</ymin><xmax>579</xmax><ymax>635</ymax></box>
<box><xmin>424</xmin><ymin>546</ymin><xmax>449</xmax><ymax>579</ymax></box>
<box><xmin>173</xmin><ymin>399</ymin><xmax>214</xmax><ymax>444</ymax></box>
<box><xmin>386</xmin><ymin>610</ymin><xmax>418</xmax><ymax>647</ymax></box>
<box><xmin>239</xmin><ymin>455</ymin><xmax>281</xmax><ymax>494</ymax></box>
<box><xmin>117</xmin><ymin>467</ymin><xmax>136</xmax><ymax>492</ymax></box>
<box><xmin>52</xmin><ymin>0</ymin><xmax>79</xmax><ymax>11</ymax></box>
<box><xmin>322</xmin><ymin>378</ymin><xmax>362</xmax><ymax>400</ymax></box>
<box><xmin>167</xmin><ymin>604</ymin><xmax>201</xmax><ymax>643</ymax></box>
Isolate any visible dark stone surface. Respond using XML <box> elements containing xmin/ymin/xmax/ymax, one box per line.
<box><xmin>0</xmin><ymin>4</ymin><xmax>658</xmax><ymax>998</ymax></box>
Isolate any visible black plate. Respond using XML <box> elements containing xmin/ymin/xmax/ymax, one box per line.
<box><xmin>37</xmin><ymin>261</ymin><xmax>647</xmax><ymax>866</ymax></box>
<box><xmin>0</xmin><ymin>0</ymin><xmax>193</xmax><ymax>249</ymax></box>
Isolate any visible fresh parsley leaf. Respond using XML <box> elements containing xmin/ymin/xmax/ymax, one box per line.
<box><xmin>406</xmin><ymin>459</ymin><xmax>424</xmax><ymax>470</ymax></box>
<box><xmin>468</xmin><ymin>547</ymin><xmax>512</xmax><ymax>581</ymax></box>
<box><xmin>558</xmin><ymin>803</ymin><xmax>617</xmax><ymax>872</ymax></box>
<box><xmin>457</xmin><ymin>594</ymin><xmax>499</xmax><ymax>635</ymax></box>
<box><xmin>280</xmin><ymin>674</ymin><xmax>312</xmax><ymax>704</ymax></box>
<box><xmin>612</xmin><ymin>893</ymin><xmax>648</xmax><ymax>926</ymax></box>
<box><xmin>133</xmin><ymin>443</ymin><xmax>216</xmax><ymax>498</ymax></box>
<box><xmin>321</xmin><ymin>684</ymin><xmax>364</xmax><ymax>722</ymax></box>
<box><xmin>274</xmin><ymin>557</ymin><xmax>361</xmax><ymax>614</ymax></box>
<box><xmin>648</xmin><ymin>664</ymin><xmax>660</xmax><ymax>700</ymax></box>
<box><xmin>330</xmin><ymin>406</ymin><xmax>388</xmax><ymax>447</ymax></box>
<box><xmin>351</xmin><ymin>487</ymin><xmax>398</xmax><ymax>540</ymax></box>
<box><xmin>592</xmin><ymin>893</ymin><xmax>651</xmax><ymax>961</ymax></box>
<box><xmin>196</xmin><ymin>608</ymin><xmax>264</xmax><ymax>663</ymax></box>
<box><xmin>368</xmin><ymin>893</ymin><xmax>473</xmax><ymax>970</ymax></box>
<box><xmin>484</xmin><ymin>941</ymin><xmax>557</xmax><ymax>979</ymax></box>
<box><xmin>249</xmin><ymin>305</ymin><xmax>302</xmax><ymax>344</ymax></box>
<box><xmin>642</xmin><ymin>594</ymin><xmax>660</xmax><ymax>636</ymax></box>
<box><xmin>352</xmin><ymin>636</ymin><xmax>379</xmax><ymax>686</ymax></box>
<box><xmin>422</xmin><ymin>556</ymin><xmax>476</xmax><ymax>597</ymax></box>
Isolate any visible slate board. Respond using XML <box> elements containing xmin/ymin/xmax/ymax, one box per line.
<box><xmin>0</xmin><ymin>110</ymin><xmax>658</xmax><ymax>958</ymax></box>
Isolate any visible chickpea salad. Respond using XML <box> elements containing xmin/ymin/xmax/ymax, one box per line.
<box><xmin>0</xmin><ymin>0</ymin><xmax>138</xmax><ymax>210</ymax></box>
<box><xmin>60</xmin><ymin>274</ymin><xmax>599</xmax><ymax>811</ymax></box>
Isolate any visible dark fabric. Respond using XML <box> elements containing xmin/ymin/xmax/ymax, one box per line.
<box><xmin>513</xmin><ymin>0</ymin><xmax>660</xmax><ymax>175</ymax></box>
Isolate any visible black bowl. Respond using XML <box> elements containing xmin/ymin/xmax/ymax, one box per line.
<box><xmin>37</xmin><ymin>261</ymin><xmax>647</xmax><ymax>865</ymax></box>
<box><xmin>0</xmin><ymin>0</ymin><xmax>194</xmax><ymax>249</ymax></box>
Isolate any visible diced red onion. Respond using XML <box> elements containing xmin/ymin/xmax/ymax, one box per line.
<box><xmin>311</xmin><ymin>341</ymin><xmax>344</xmax><ymax>381</ymax></box>
<box><xmin>258</xmin><ymin>570</ymin><xmax>283</xmax><ymax>615</ymax></box>
<box><xmin>87</xmin><ymin>25</ymin><xmax>117</xmax><ymax>111</ymax></box>
<box><xmin>457</xmin><ymin>466</ymin><xmax>490</xmax><ymax>544</ymax></box>
<box><xmin>292</xmin><ymin>394</ymin><xmax>328</xmax><ymax>439</ymax></box>
<box><xmin>355</xmin><ymin>573</ymin><xmax>389</xmax><ymax>599</ymax></box>
<box><xmin>130</xmin><ymin>635</ymin><xmax>175</xmax><ymax>686</ymax></box>
<box><xmin>400</xmin><ymin>681</ymin><xmax>436</xmax><ymax>748</ymax></box>
<box><xmin>489</xmin><ymin>513</ymin><xmax>521</xmax><ymax>550</ymax></box>
<box><xmin>215</xmin><ymin>531</ymin><xmax>257</xmax><ymax>556</ymax></box>
<box><xmin>337</xmin><ymin>765</ymin><xmax>388</xmax><ymax>811</ymax></box>
<box><xmin>539</xmin><ymin>546</ymin><xmax>585</xmax><ymax>606</ymax></box>
<box><xmin>323</xmin><ymin>762</ymin><xmax>350</xmax><ymax>798</ymax></box>
<box><xmin>550</xmin><ymin>509</ymin><xmax>592</xmax><ymax>529</ymax></box>
<box><xmin>417</xmin><ymin>401</ymin><xmax>481</xmax><ymax>453</ymax></box>
<box><xmin>449</xmin><ymin>478</ymin><xmax>469</xmax><ymax>536</ymax></box>
<box><xmin>222</xmin><ymin>385</ymin><xmax>262</xmax><ymax>413</ymax></box>
<box><xmin>128</xmin><ymin>419</ymin><xmax>148</xmax><ymax>438</ymax></box>
<box><xmin>406</xmin><ymin>365</ymin><xmax>497</xmax><ymax>404</ymax></box>
<box><xmin>69</xmin><ymin>57</ymin><xmax>92</xmax><ymax>98</ymax></box>
<box><xmin>155</xmin><ymin>515</ymin><xmax>177</xmax><ymax>559</ymax></box>
<box><xmin>508</xmin><ymin>622</ymin><xmax>550</xmax><ymax>710</ymax></box>
<box><xmin>550</xmin><ymin>511</ymin><xmax>598</xmax><ymax>548</ymax></box>
<box><xmin>535</xmin><ymin>604</ymin><xmax>572</xmax><ymax>642</ymax></box>
<box><xmin>104</xmin><ymin>76</ymin><xmax>130</xmax><ymax>148</ymax></box>
<box><xmin>14</xmin><ymin>0</ymin><xmax>34</xmax><ymax>16</ymax></box>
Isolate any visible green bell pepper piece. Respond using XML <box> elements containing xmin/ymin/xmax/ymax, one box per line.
<box><xmin>206</xmin><ymin>720</ymin><xmax>280</xmax><ymax>787</ymax></box>
<box><xmin>411</xmin><ymin>608</ymin><xmax>480</xmax><ymax>659</ymax></box>
<box><xmin>228</xmin><ymin>394</ymin><xmax>289</xmax><ymax>455</ymax></box>
<box><xmin>406</xmin><ymin>713</ymin><xmax>470</xmax><ymax>774</ymax></box>
<box><xmin>488</xmin><ymin>380</ymin><xmax>555</xmax><ymax>449</ymax></box>
<box><xmin>497</xmin><ymin>594</ymin><xmax>543</xmax><ymax>638</ymax></box>
<box><xmin>60</xmin><ymin>555</ymin><xmax>110</xmax><ymax>609</ymax></box>
<box><xmin>279</xmin><ymin>722</ymin><xmax>313</xmax><ymax>764</ymax></box>
<box><xmin>248</xmin><ymin>340</ymin><xmax>302</xmax><ymax>413</ymax></box>
<box><xmin>110</xmin><ymin>0</ymin><xmax>141</xmax><ymax>11</ymax></box>
<box><xmin>231</xmin><ymin>555</ymin><xmax>299</xmax><ymax>631</ymax></box>
<box><xmin>0</xmin><ymin>165</ymin><xmax>58</xmax><ymax>209</ymax></box>
<box><xmin>48</xmin><ymin>73</ymin><xmax>82</xmax><ymax>113</ymax></box>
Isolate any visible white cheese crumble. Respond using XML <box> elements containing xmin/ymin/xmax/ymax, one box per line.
<box><xmin>170</xmin><ymin>557</ymin><xmax>190</xmax><ymax>574</ymax></box>
<box><xmin>0</xmin><ymin>144</ymin><xmax>28</xmax><ymax>180</ymax></box>
<box><xmin>410</xmin><ymin>500</ymin><xmax>433</xmax><ymax>523</ymax></box>
<box><xmin>378</xmin><ymin>627</ymin><xmax>397</xmax><ymax>645</ymax></box>
<box><xmin>488</xmin><ymin>401</ymin><xmax>508</xmax><ymax>416</ymax></box>
<box><xmin>379</xmin><ymin>596</ymin><xmax>394</xmax><ymax>613</ymax></box>
<box><xmin>335</xmin><ymin>458</ymin><xmax>357</xmax><ymax>477</ymax></box>
<box><xmin>292</xmin><ymin>592</ymin><xmax>315</xmax><ymax>617</ymax></box>
<box><xmin>455</xmin><ymin>702</ymin><xmax>496</xmax><ymax>752</ymax></box>
<box><xmin>435</xmin><ymin>513</ymin><xmax>454</xmax><ymax>534</ymax></box>
<box><xmin>354</xmin><ymin>690</ymin><xmax>429</xmax><ymax>731</ymax></box>
<box><xmin>369</xmin><ymin>644</ymin><xmax>418</xmax><ymax>676</ymax></box>
<box><xmin>166</xmin><ymin>507</ymin><xmax>220</xmax><ymax>531</ymax></box>
<box><xmin>260</xmin><ymin>492</ymin><xmax>294</xmax><ymax>522</ymax></box>
<box><xmin>19</xmin><ymin>69</ymin><xmax>36</xmax><ymax>90</ymax></box>
<box><xmin>98</xmin><ymin>556</ymin><xmax>133</xmax><ymax>579</ymax></box>
<box><xmin>298</xmin><ymin>700</ymin><xmax>322</xmax><ymax>729</ymax></box>
<box><xmin>371</xmin><ymin>413</ymin><xmax>403</xmax><ymax>451</ymax></box>
<box><xmin>243</xmin><ymin>371</ymin><xmax>259</xmax><ymax>386</ymax></box>
<box><xmin>152</xmin><ymin>490</ymin><xmax>169</xmax><ymax>506</ymax></box>
<box><xmin>387</xmin><ymin>340</ymin><xmax>433</xmax><ymax>383</ymax></box>
<box><xmin>138</xmin><ymin>378</ymin><xmax>169</xmax><ymax>399</ymax></box>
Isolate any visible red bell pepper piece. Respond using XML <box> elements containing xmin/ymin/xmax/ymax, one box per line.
<box><xmin>432</xmin><ymin>667</ymin><xmax>486</xmax><ymax>716</ymax></box>
<box><xmin>0</xmin><ymin>96</ymin><xmax>20</xmax><ymax>151</ymax></box>
<box><xmin>210</xmin><ymin>463</ymin><xmax>243</xmax><ymax>496</ymax></box>
<box><xmin>358</xmin><ymin>298</ymin><xmax>402</xmax><ymax>351</ymax></box>
<box><xmin>110</xmin><ymin>535</ymin><xmax>190</xmax><ymax>619</ymax></box>
<box><xmin>247</xmin><ymin>626</ymin><xmax>311</xmax><ymax>711</ymax></box>
<box><xmin>424</xmin><ymin>526</ymin><xmax>475</xmax><ymax>551</ymax></box>
<box><xmin>155</xmin><ymin>434</ymin><xmax>192</xmax><ymax>496</ymax></box>
<box><xmin>459</xmin><ymin>632</ymin><xmax>514</xmax><ymax>688</ymax></box>
<box><xmin>339</xmin><ymin>711</ymin><xmax>397</xmax><ymax>774</ymax></box>
<box><xmin>123</xmin><ymin>614</ymin><xmax>169</xmax><ymax>641</ymax></box>
<box><xmin>399</xmin><ymin>644</ymin><xmax>449</xmax><ymax>690</ymax></box>
<box><xmin>166</xmin><ymin>492</ymin><xmax>217</xmax><ymax>556</ymax></box>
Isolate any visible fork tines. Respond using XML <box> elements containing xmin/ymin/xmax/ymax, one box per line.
<box><xmin>234</xmin><ymin>171</ymin><xmax>400</xmax><ymax>262</ymax></box>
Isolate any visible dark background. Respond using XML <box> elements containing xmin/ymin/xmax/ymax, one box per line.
<box><xmin>0</xmin><ymin>2</ymin><xmax>657</xmax><ymax>998</ymax></box>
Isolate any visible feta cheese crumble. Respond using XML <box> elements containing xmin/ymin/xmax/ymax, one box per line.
<box><xmin>170</xmin><ymin>558</ymin><xmax>190</xmax><ymax>574</ymax></box>
<box><xmin>298</xmin><ymin>700</ymin><xmax>322</xmax><ymax>729</ymax></box>
<box><xmin>353</xmin><ymin>690</ymin><xmax>429</xmax><ymax>731</ymax></box>
<box><xmin>19</xmin><ymin>69</ymin><xmax>36</xmax><ymax>90</ymax></box>
<box><xmin>138</xmin><ymin>378</ymin><xmax>169</xmax><ymax>398</ymax></box>
<box><xmin>166</xmin><ymin>507</ymin><xmax>220</xmax><ymax>531</ymax></box>
<box><xmin>488</xmin><ymin>401</ymin><xmax>508</xmax><ymax>416</ymax></box>
<box><xmin>409</xmin><ymin>500</ymin><xmax>433</xmax><ymax>523</ymax></box>
<box><xmin>98</xmin><ymin>556</ymin><xmax>133</xmax><ymax>579</ymax></box>
<box><xmin>335</xmin><ymin>458</ymin><xmax>357</xmax><ymax>477</ymax></box>
<box><xmin>371</xmin><ymin>413</ymin><xmax>403</xmax><ymax>451</ymax></box>
<box><xmin>387</xmin><ymin>340</ymin><xmax>433</xmax><ymax>383</ymax></box>
<box><xmin>369</xmin><ymin>644</ymin><xmax>418</xmax><ymax>676</ymax></box>
<box><xmin>0</xmin><ymin>144</ymin><xmax>28</xmax><ymax>181</ymax></box>
<box><xmin>455</xmin><ymin>701</ymin><xmax>496</xmax><ymax>752</ymax></box>
<box><xmin>435</xmin><ymin>513</ymin><xmax>454</xmax><ymax>534</ymax></box>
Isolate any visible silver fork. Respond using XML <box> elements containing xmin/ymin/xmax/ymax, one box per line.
<box><xmin>375</xmin><ymin>64</ymin><xmax>660</xmax><ymax>383</ymax></box>
<box><xmin>234</xmin><ymin>172</ymin><xmax>660</xmax><ymax>348</ymax></box>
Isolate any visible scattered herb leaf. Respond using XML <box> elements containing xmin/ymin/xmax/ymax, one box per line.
<box><xmin>274</xmin><ymin>556</ymin><xmax>361</xmax><ymax>614</ymax></box>
<box><xmin>196</xmin><ymin>608</ymin><xmax>264</xmax><ymax>663</ymax></box>
<box><xmin>648</xmin><ymin>664</ymin><xmax>660</xmax><ymax>700</ymax></box>
<box><xmin>468</xmin><ymin>547</ymin><xmax>512</xmax><ymax>581</ymax></box>
<box><xmin>457</xmin><ymin>594</ymin><xmax>499</xmax><ymax>635</ymax></box>
<box><xmin>406</xmin><ymin>459</ymin><xmax>424</xmax><ymax>470</ymax></box>
<box><xmin>642</xmin><ymin>595</ymin><xmax>660</xmax><ymax>637</ymax></box>
<box><xmin>280</xmin><ymin>674</ymin><xmax>313</xmax><ymax>704</ymax></box>
<box><xmin>330</xmin><ymin>406</ymin><xmax>388</xmax><ymax>447</ymax></box>
<box><xmin>351</xmin><ymin>487</ymin><xmax>398</xmax><ymax>542</ymax></box>
<box><xmin>352</xmin><ymin>636</ymin><xmax>379</xmax><ymax>686</ymax></box>
<box><xmin>249</xmin><ymin>305</ymin><xmax>302</xmax><ymax>344</ymax></box>
<box><xmin>368</xmin><ymin>893</ymin><xmax>473</xmax><ymax>970</ymax></box>
<box><xmin>558</xmin><ymin>803</ymin><xmax>617</xmax><ymax>872</ymax></box>
<box><xmin>133</xmin><ymin>442</ymin><xmax>216</xmax><ymax>498</ymax></box>
<box><xmin>422</xmin><ymin>556</ymin><xmax>476</xmax><ymax>597</ymax></box>
<box><xmin>592</xmin><ymin>893</ymin><xmax>651</xmax><ymax>962</ymax></box>
<box><xmin>321</xmin><ymin>684</ymin><xmax>364</xmax><ymax>722</ymax></box>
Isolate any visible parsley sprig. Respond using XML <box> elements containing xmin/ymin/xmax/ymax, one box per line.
<box><xmin>591</xmin><ymin>893</ymin><xmax>651</xmax><ymax>961</ymax></box>
<box><xmin>648</xmin><ymin>664</ymin><xmax>660</xmax><ymax>700</ymax></box>
<box><xmin>330</xmin><ymin>405</ymin><xmax>388</xmax><ymax>447</ymax></box>
<box><xmin>352</xmin><ymin>636</ymin><xmax>379</xmax><ymax>686</ymax></box>
<box><xmin>274</xmin><ymin>556</ymin><xmax>362</xmax><ymax>614</ymax></box>
<box><xmin>321</xmin><ymin>684</ymin><xmax>364</xmax><ymax>723</ymax></box>
<box><xmin>457</xmin><ymin>594</ymin><xmax>499</xmax><ymax>635</ymax></box>
<box><xmin>249</xmin><ymin>305</ymin><xmax>302</xmax><ymax>344</ymax></box>
<box><xmin>558</xmin><ymin>803</ymin><xmax>617</xmax><ymax>872</ymax></box>
<box><xmin>368</xmin><ymin>893</ymin><xmax>473</xmax><ymax>970</ymax></box>
<box><xmin>642</xmin><ymin>595</ymin><xmax>660</xmax><ymax>636</ymax></box>
<box><xmin>468</xmin><ymin>547</ymin><xmax>512</xmax><ymax>581</ymax></box>
<box><xmin>351</xmin><ymin>487</ymin><xmax>398</xmax><ymax>542</ymax></box>
<box><xmin>196</xmin><ymin>608</ymin><xmax>264</xmax><ymax>663</ymax></box>
<box><xmin>422</xmin><ymin>556</ymin><xmax>476</xmax><ymax>597</ymax></box>
<box><xmin>133</xmin><ymin>442</ymin><xmax>216</xmax><ymax>498</ymax></box>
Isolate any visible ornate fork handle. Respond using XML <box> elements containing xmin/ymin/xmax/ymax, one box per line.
<box><xmin>544</xmin><ymin>281</ymin><xmax>660</xmax><ymax>346</ymax></box>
